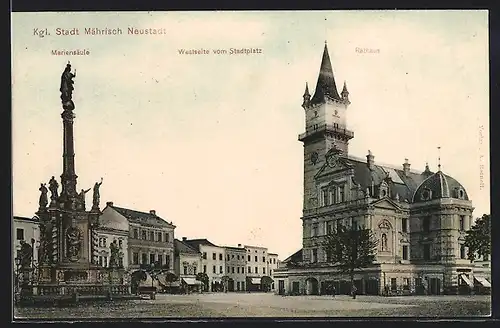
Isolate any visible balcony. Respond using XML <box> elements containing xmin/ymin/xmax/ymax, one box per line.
<box><xmin>298</xmin><ymin>123</ymin><xmax>354</xmax><ymax>142</ymax></box>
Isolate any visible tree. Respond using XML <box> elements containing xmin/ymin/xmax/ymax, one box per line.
<box><xmin>465</xmin><ymin>214</ymin><xmax>491</xmax><ymax>262</ymax></box>
<box><xmin>261</xmin><ymin>276</ymin><xmax>274</xmax><ymax>292</ymax></box>
<box><xmin>196</xmin><ymin>272</ymin><xmax>209</xmax><ymax>291</ymax></box>
<box><xmin>322</xmin><ymin>224</ymin><xmax>378</xmax><ymax>298</ymax></box>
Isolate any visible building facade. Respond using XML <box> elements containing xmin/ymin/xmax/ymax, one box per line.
<box><xmin>97</xmin><ymin>205</ymin><xmax>130</xmax><ymax>269</ymax></box>
<box><xmin>224</xmin><ymin>244</ymin><xmax>247</xmax><ymax>291</ymax></box>
<box><xmin>273</xmin><ymin>44</ymin><xmax>491</xmax><ymax>296</ymax></box>
<box><xmin>244</xmin><ymin>245</ymin><xmax>273</xmax><ymax>291</ymax></box>
<box><xmin>13</xmin><ymin>216</ymin><xmax>40</xmax><ymax>268</ymax></box>
<box><xmin>174</xmin><ymin>238</ymin><xmax>203</xmax><ymax>292</ymax></box>
<box><xmin>184</xmin><ymin>239</ymin><xmax>226</xmax><ymax>292</ymax></box>
<box><xmin>100</xmin><ymin>202</ymin><xmax>175</xmax><ymax>273</ymax></box>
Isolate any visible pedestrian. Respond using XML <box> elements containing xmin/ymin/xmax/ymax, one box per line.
<box><xmin>351</xmin><ymin>285</ymin><xmax>357</xmax><ymax>299</ymax></box>
<box><xmin>332</xmin><ymin>285</ymin><xmax>336</xmax><ymax>298</ymax></box>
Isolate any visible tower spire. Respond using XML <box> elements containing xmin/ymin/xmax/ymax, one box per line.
<box><xmin>310</xmin><ymin>43</ymin><xmax>341</xmax><ymax>105</ymax></box>
<box><xmin>302</xmin><ymin>82</ymin><xmax>311</xmax><ymax>108</ymax></box>
<box><xmin>437</xmin><ymin>146</ymin><xmax>442</xmax><ymax>171</ymax></box>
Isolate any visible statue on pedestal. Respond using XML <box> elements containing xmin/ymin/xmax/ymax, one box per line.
<box><xmin>18</xmin><ymin>240</ymin><xmax>33</xmax><ymax>269</ymax></box>
<box><xmin>109</xmin><ymin>240</ymin><xmax>120</xmax><ymax>268</ymax></box>
<box><xmin>39</xmin><ymin>183</ymin><xmax>48</xmax><ymax>209</ymax></box>
<box><xmin>48</xmin><ymin>176</ymin><xmax>59</xmax><ymax>201</ymax></box>
<box><xmin>92</xmin><ymin>178</ymin><xmax>103</xmax><ymax>209</ymax></box>
<box><xmin>60</xmin><ymin>62</ymin><xmax>76</xmax><ymax>110</ymax></box>
<box><xmin>66</xmin><ymin>227</ymin><xmax>82</xmax><ymax>260</ymax></box>
<box><xmin>78</xmin><ymin>188</ymin><xmax>91</xmax><ymax>210</ymax></box>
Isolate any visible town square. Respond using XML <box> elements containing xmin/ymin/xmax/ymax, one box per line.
<box><xmin>11</xmin><ymin>11</ymin><xmax>490</xmax><ymax>320</ymax></box>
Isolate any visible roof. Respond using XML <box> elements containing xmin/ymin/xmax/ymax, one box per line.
<box><xmin>331</xmin><ymin>155</ymin><xmax>468</xmax><ymax>203</ymax></box>
<box><xmin>13</xmin><ymin>216</ymin><xmax>39</xmax><ymax>222</ymax></box>
<box><xmin>283</xmin><ymin>249</ymin><xmax>303</xmax><ymax>263</ymax></box>
<box><xmin>310</xmin><ymin>44</ymin><xmax>342</xmax><ymax>105</ymax></box>
<box><xmin>183</xmin><ymin>239</ymin><xmax>219</xmax><ymax>250</ymax></box>
<box><xmin>108</xmin><ymin>205</ymin><xmax>174</xmax><ymax>228</ymax></box>
<box><xmin>413</xmin><ymin>170</ymin><xmax>469</xmax><ymax>203</ymax></box>
<box><xmin>174</xmin><ymin>239</ymin><xmax>201</xmax><ymax>255</ymax></box>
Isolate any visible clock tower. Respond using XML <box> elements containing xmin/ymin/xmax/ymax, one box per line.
<box><xmin>299</xmin><ymin>43</ymin><xmax>354</xmax><ymax>211</ymax></box>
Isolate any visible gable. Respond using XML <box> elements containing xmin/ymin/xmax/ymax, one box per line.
<box><xmin>371</xmin><ymin>197</ymin><xmax>401</xmax><ymax>211</ymax></box>
<box><xmin>314</xmin><ymin>157</ymin><xmax>353</xmax><ymax>179</ymax></box>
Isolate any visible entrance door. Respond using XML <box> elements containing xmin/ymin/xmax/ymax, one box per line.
<box><xmin>306</xmin><ymin>278</ymin><xmax>319</xmax><ymax>295</ymax></box>
<box><xmin>278</xmin><ymin>280</ymin><xmax>285</xmax><ymax>295</ymax></box>
<box><xmin>429</xmin><ymin>278</ymin><xmax>441</xmax><ymax>295</ymax></box>
<box><xmin>228</xmin><ymin>279</ymin><xmax>235</xmax><ymax>292</ymax></box>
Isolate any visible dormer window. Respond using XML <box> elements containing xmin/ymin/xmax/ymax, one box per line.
<box><xmin>421</xmin><ymin>189</ymin><xmax>431</xmax><ymax>201</ymax></box>
<box><xmin>457</xmin><ymin>188</ymin><xmax>465</xmax><ymax>199</ymax></box>
<box><xmin>380</xmin><ymin>189</ymin><xmax>387</xmax><ymax>198</ymax></box>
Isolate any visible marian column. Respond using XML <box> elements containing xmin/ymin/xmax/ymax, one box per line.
<box><xmin>59</xmin><ymin>63</ymin><xmax>78</xmax><ymax>207</ymax></box>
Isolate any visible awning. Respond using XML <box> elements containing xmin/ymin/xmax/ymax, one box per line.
<box><xmin>474</xmin><ymin>276</ymin><xmax>491</xmax><ymax>288</ymax></box>
<box><xmin>182</xmin><ymin>277</ymin><xmax>202</xmax><ymax>285</ymax></box>
<box><xmin>251</xmin><ymin>278</ymin><xmax>261</xmax><ymax>284</ymax></box>
<box><xmin>460</xmin><ymin>274</ymin><xmax>474</xmax><ymax>287</ymax></box>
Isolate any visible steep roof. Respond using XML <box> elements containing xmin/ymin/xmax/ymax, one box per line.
<box><xmin>108</xmin><ymin>205</ymin><xmax>175</xmax><ymax>228</ymax></box>
<box><xmin>174</xmin><ymin>239</ymin><xmax>201</xmax><ymax>255</ymax></box>
<box><xmin>310</xmin><ymin>43</ymin><xmax>341</xmax><ymax>105</ymax></box>
<box><xmin>183</xmin><ymin>238</ymin><xmax>219</xmax><ymax>250</ymax></box>
<box><xmin>283</xmin><ymin>249</ymin><xmax>303</xmax><ymax>263</ymax></box>
<box><xmin>413</xmin><ymin>170</ymin><xmax>469</xmax><ymax>203</ymax></box>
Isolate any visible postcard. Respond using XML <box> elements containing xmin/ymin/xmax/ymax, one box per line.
<box><xmin>11</xmin><ymin>10</ymin><xmax>490</xmax><ymax>319</ymax></box>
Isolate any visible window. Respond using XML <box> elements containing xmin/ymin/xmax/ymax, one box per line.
<box><xmin>165</xmin><ymin>233</ymin><xmax>170</xmax><ymax>242</ymax></box>
<box><xmin>150</xmin><ymin>253</ymin><xmax>155</xmax><ymax>264</ymax></box>
<box><xmin>459</xmin><ymin>216</ymin><xmax>465</xmax><ymax>231</ymax></box>
<box><xmin>255</xmin><ymin>266</ymin><xmax>258</xmax><ymax>274</ymax></box>
<box><xmin>103</xmin><ymin>238</ymin><xmax>107</xmax><ymax>247</ymax></box>
<box><xmin>227</xmin><ymin>266</ymin><xmax>230</xmax><ymax>272</ymax></box>
<box><xmin>339</xmin><ymin>185</ymin><xmax>345</xmax><ymax>202</ymax></box>
<box><xmin>193</xmin><ymin>267</ymin><xmax>197</xmax><ymax>275</ymax></box>
<box><xmin>118</xmin><ymin>239</ymin><xmax>123</xmax><ymax>248</ymax></box>
<box><xmin>133</xmin><ymin>252</ymin><xmax>139</xmax><ymax>265</ymax></box>
<box><xmin>422</xmin><ymin>217</ymin><xmax>430</xmax><ymax>233</ymax></box>
<box><xmin>255</xmin><ymin>256</ymin><xmax>258</xmax><ymax>262</ymax></box>
<box><xmin>219</xmin><ymin>253</ymin><xmax>223</xmax><ymax>261</ymax></box>
<box><xmin>402</xmin><ymin>245</ymin><xmax>408</xmax><ymax>260</ymax></box>
<box><xmin>273</xmin><ymin>259</ymin><xmax>276</xmax><ymax>264</ymax></box>
<box><xmin>157</xmin><ymin>232</ymin><xmax>162</xmax><ymax>242</ymax></box>
<box><xmin>104</xmin><ymin>257</ymin><xmax>108</xmax><ymax>267</ymax></box>
<box><xmin>402</xmin><ymin>218</ymin><xmax>408</xmax><ymax>233</ymax></box>
<box><xmin>312</xmin><ymin>223</ymin><xmax>318</xmax><ymax>237</ymax></box>
<box><xmin>248</xmin><ymin>255</ymin><xmax>251</xmax><ymax>261</ymax></box>
<box><xmin>158</xmin><ymin>254</ymin><xmax>163</xmax><ymax>266</ymax></box>
<box><xmin>213</xmin><ymin>253</ymin><xmax>216</xmax><ymax>260</ymax></box>
<box><xmin>133</xmin><ymin>229</ymin><xmax>138</xmax><ymax>239</ymax></box>
<box><xmin>423</xmin><ymin>244</ymin><xmax>430</xmax><ymax>260</ymax></box>
<box><xmin>263</xmin><ymin>268</ymin><xmax>266</xmax><ymax>274</ymax></box>
<box><xmin>269</xmin><ymin>269</ymin><xmax>272</xmax><ymax>275</ymax></box>
<box><xmin>323</xmin><ymin>188</ymin><xmax>330</xmax><ymax>206</ymax></box>
<box><xmin>460</xmin><ymin>245</ymin><xmax>466</xmax><ymax>259</ymax></box>
<box><xmin>203</xmin><ymin>265</ymin><xmax>207</xmax><ymax>273</ymax></box>
<box><xmin>165</xmin><ymin>255</ymin><xmax>170</xmax><ymax>268</ymax></box>
<box><xmin>262</xmin><ymin>256</ymin><xmax>266</xmax><ymax>263</ymax></box>
<box><xmin>237</xmin><ymin>267</ymin><xmax>240</xmax><ymax>274</ymax></box>
<box><xmin>336</xmin><ymin>219</ymin><xmax>342</xmax><ymax>230</ymax></box>
<box><xmin>312</xmin><ymin>248</ymin><xmax>318</xmax><ymax>263</ymax></box>
<box><xmin>232</xmin><ymin>267</ymin><xmax>235</xmax><ymax>274</ymax></box>
<box><xmin>213</xmin><ymin>265</ymin><xmax>216</xmax><ymax>274</ymax></box>
<box><xmin>227</xmin><ymin>254</ymin><xmax>230</xmax><ymax>260</ymax></box>
<box><xmin>220</xmin><ymin>266</ymin><xmax>223</xmax><ymax>274</ymax></box>
<box><xmin>99</xmin><ymin>256</ymin><xmax>103</xmax><ymax>266</ymax></box>
<box><xmin>403</xmin><ymin>278</ymin><xmax>410</xmax><ymax>290</ymax></box>
<box><xmin>391</xmin><ymin>278</ymin><xmax>397</xmax><ymax>291</ymax></box>
<box><xmin>332</xmin><ymin>186</ymin><xmax>338</xmax><ymax>203</ymax></box>
<box><xmin>150</xmin><ymin>231</ymin><xmax>155</xmax><ymax>241</ymax></box>
<box><xmin>183</xmin><ymin>266</ymin><xmax>188</xmax><ymax>275</ymax></box>
<box><xmin>381</xmin><ymin>234</ymin><xmax>388</xmax><ymax>251</ymax></box>
<box><xmin>203</xmin><ymin>252</ymin><xmax>207</xmax><ymax>259</ymax></box>
<box><xmin>242</xmin><ymin>267</ymin><xmax>245</xmax><ymax>274</ymax></box>
<box><xmin>141</xmin><ymin>230</ymin><xmax>147</xmax><ymax>240</ymax></box>
<box><xmin>248</xmin><ymin>266</ymin><xmax>251</xmax><ymax>273</ymax></box>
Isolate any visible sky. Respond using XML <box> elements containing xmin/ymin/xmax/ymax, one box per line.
<box><xmin>11</xmin><ymin>11</ymin><xmax>489</xmax><ymax>260</ymax></box>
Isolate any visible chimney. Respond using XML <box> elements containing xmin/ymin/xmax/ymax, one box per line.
<box><xmin>106</xmin><ymin>201</ymin><xmax>114</xmax><ymax>207</ymax></box>
<box><xmin>238</xmin><ymin>244</ymin><xmax>242</xmax><ymax>247</ymax></box>
<box><xmin>149</xmin><ymin>210</ymin><xmax>156</xmax><ymax>216</ymax></box>
<box><xmin>366</xmin><ymin>150</ymin><xmax>374</xmax><ymax>170</ymax></box>
<box><xmin>403</xmin><ymin>158</ymin><xmax>411</xmax><ymax>176</ymax></box>
<box><xmin>182</xmin><ymin>237</ymin><xmax>187</xmax><ymax>241</ymax></box>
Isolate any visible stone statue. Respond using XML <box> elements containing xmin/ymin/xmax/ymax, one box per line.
<box><xmin>109</xmin><ymin>240</ymin><xmax>119</xmax><ymax>268</ymax></box>
<box><xmin>92</xmin><ymin>178</ymin><xmax>103</xmax><ymax>208</ymax></box>
<box><xmin>39</xmin><ymin>183</ymin><xmax>48</xmax><ymax>208</ymax></box>
<box><xmin>18</xmin><ymin>240</ymin><xmax>33</xmax><ymax>269</ymax></box>
<box><xmin>66</xmin><ymin>227</ymin><xmax>81</xmax><ymax>259</ymax></box>
<box><xmin>60</xmin><ymin>62</ymin><xmax>76</xmax><ymax>104</ymax></box>
<box><xmin>48</xmin><ymin>176</ymin><xmax>59</xmax><ymax>200</ymax></box>
<box><xmin>78</xmin><ymin>188</ymin><xmax>91</xmax><ymax>209</ymax></box>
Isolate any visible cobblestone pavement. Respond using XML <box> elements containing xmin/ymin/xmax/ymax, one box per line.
<box><xmin>14</xmin><ymin>293</ymin><xmax>491</xmax><ymax>319</ymax></box>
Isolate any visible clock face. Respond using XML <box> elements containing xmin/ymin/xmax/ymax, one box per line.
<box><xmin>326</xmin><ymin>154</ymin><xmax>339</xmax><ymax>167</ymax></box>
<box><xmin>310</xmin><ymin>152</ymin><xmax>319</xmax><ymax>165</ymax></box>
